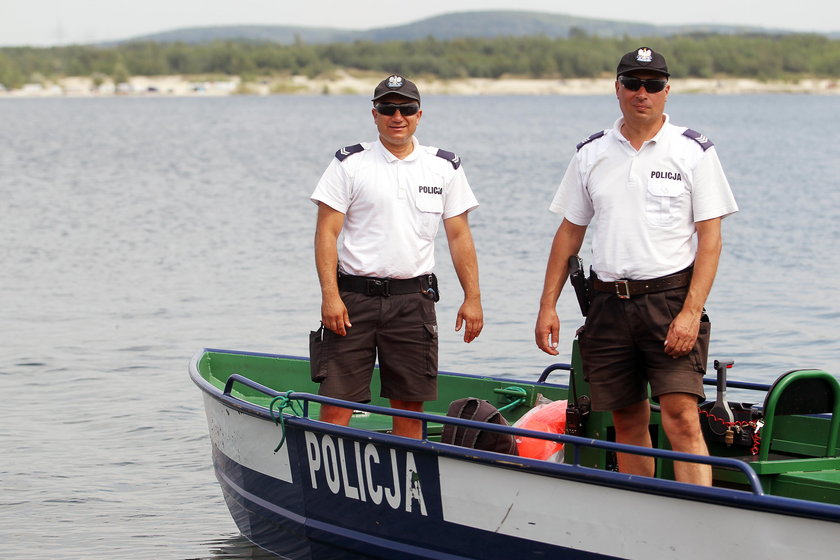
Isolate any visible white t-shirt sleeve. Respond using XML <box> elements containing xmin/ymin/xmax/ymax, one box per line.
<box><xmin>310</xmin><ymin>158</ymin><xmax>351</xmax><ymax>213</ymax></box>
<box><xmin>690</xmin><ymin>147</ymin><xmax>739</xmax><ymax>222</ymax></box>
<box><xmin>442</xmin><ymin>166</ymin><xmax>479</xmax><ymax>219</ymax></box>
<box><xmin>549</xmin><ymin>154</ymin><xmax>593</xmax><ymax>226</ymax></box>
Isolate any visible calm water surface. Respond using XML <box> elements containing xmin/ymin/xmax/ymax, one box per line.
<box><xmin>1</xmin><ymin>93</ymin><xmax>839</xmax><ymax>558</ymax></box>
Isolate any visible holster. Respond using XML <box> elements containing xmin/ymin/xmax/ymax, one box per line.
<box><xmin>568</xmin><ymin>255</ymin><xmax>590</xmax><ymax>317</ymax></box>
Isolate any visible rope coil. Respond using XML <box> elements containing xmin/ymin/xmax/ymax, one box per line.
<box><xmin>497</xmin><ymin>386</ymin><xmax>528</xmax><ymax>412</ymax></box>
<box><xmin>269</xmin><ymin>391</ymin><xmax>304</xmax><ymax>452</ymax></box>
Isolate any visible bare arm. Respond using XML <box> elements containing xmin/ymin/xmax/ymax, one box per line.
<box><xmin>664</xmin><ymin>217</ymin><xmax>723</xmax><ymax>358</ymax></box>
<box><xmin>443</xmin><ymin>212</ymin><xmax>483</xmax><ymax>343</ymax></box>
<box><xmin>535</xmin><ymin>219</ymin><xmax>588</xmax><ymax>355</ymax></box>
<box><xmin>314</xmin><ymin>202</ymin><xmax>351</xmax><ymax>336</ymax></box>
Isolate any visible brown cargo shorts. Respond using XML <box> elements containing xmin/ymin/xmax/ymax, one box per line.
<box><xmin>314</xmin><ymin>291</ymin><xmax>439</xmax><ymax>403</ymax></box>
<box><xmin>577</xmin><ymin>287</ymin><xmax>710</xmax><ymax>412</ymax></box>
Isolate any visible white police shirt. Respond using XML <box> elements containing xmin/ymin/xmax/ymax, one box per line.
<box><xmin>551</xmin><ymin>114</ymin><xmax>738</xmax><ymax>281</ymax></box>
<box><xmin>311</xmin><ymin>137</ymin><xmax>478</xmax><ymax>279</ymax></box>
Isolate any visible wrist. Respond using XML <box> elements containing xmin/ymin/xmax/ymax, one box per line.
<box><xmin>679</xmin><ymin>305</ymin><xmax>703</xmax><ymax>322</ymax></box>
<box><xmin>463</xmin><ymin>292</ymin><xmax>481</xmax><ymax>303</ymax></box>
<box><xmin>321</xmin><ymin>286</ymin><xmax>341</xmax><ymax>299</ymax></box>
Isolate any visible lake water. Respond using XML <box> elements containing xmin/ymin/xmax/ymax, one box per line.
<box><xmin>1</xmin><ymin>92</ymin><xmax>839</xmax><ymax>559</ymax></box>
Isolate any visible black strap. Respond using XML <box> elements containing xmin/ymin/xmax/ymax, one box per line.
<box><xmin>592</xmin><ymin>268</ymin><xmax>692</xmax><ymax>299</ymax></box>
<box><xmin>337</xmin><ymin>274</ymin><xmax>433</xmax><ymax>297</ymax></box>
<box><xmin>451</xmin><ymin>399</ymin><xmax>482</xmax><ymax>448</ymax></box>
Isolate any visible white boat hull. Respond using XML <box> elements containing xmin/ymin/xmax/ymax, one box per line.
<box><xmin>200</xmin><ymin>391</ymin><xmax>840</xmax><ymax>559</ymax></box>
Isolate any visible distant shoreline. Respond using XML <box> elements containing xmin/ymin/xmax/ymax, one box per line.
<box><xmin>2</xmin><ymin>72</ymin><xmax>839</xmax><ymax>97</ymax></box>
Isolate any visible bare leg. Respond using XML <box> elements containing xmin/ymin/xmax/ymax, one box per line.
<box><xmin>390</xmin><ymin>400</ymin><xmax>424</xmax><ymax>439</ymax></box>
<box><xmin>659</xmin><ymin>392</ymin><xmax>711</xmax><ymax>486</ymax></box>
<box><xmin>612</xmin><ymin>399</ymin><xmax>655</xmax><ymax>477</ymax></box>
<box><xmin>319</xmin><ymin>403</ymin><xmax>353</xmax><ymax>426</ymax></box>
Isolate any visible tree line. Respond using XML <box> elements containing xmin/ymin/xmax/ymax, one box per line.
<box><xmin>1</xmin><ymin>33</ymin><xmax>838</xmax><ymax>89</ymax></box>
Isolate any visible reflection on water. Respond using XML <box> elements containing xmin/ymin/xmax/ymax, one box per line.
<box><xmin>201</xmin><ymin>535</ymin><xmax>284</xmax><ymax>560</ymax></box>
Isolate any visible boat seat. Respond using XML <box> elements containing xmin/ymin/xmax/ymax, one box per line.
<box><xmin>773</xmin><ymin>469</ymin><xmax>840</xmax><ymax>505</ymax></box>
<box><xmin>750</xmin><ymin>369</ymin><xmax>840</xmax><ymax>474</ymax></box>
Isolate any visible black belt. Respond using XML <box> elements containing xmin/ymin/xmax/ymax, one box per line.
<box><xmin>592</xmin><ymin>268</ymin><xmax>692</xmax><ymax>299</ymax></box>
<box><xmin>338</xmin><ymin>274</ymin><xmax>434</xmax><ymax>297</ymax></box>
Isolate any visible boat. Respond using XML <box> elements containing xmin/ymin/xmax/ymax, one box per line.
<box><xmin>190</xmin><ymin>341</ymin><xmax>840</xmax><ymax>559</ymax></box>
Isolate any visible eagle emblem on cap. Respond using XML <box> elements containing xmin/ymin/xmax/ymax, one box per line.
<box><xmin>387</xmin><ymin>75</ymin><xmax>404</xmax><ymax>88</ymax></box>
<box><xmin>636</xmin><ymin>48</ymin><xmax>653</xmax><ymax>63</ymax></box>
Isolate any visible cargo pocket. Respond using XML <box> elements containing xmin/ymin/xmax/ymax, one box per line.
<box><xmin>424</xmin><ymin>322</ymin><xmax>439</xmax><ymax>377</ymax></box>
<box><xmin>309</xmin><ymin>324</ymin><xmax>328</xmax><ymax>382</ymax></box>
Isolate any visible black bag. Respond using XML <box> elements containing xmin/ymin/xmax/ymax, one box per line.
<box><xmin>441</xmin><ymin>397</ymin><xmax>519</xmax><ymax>455</ymax></box>
<box><xmin>309</xmin><ymin>324</ymin><xmax>327</xmax><ymax>382</ymax></box>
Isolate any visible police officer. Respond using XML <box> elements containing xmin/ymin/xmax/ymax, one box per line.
<box><xmin>535</xmin><ymin>48</ymin><xmax>738</xmax><ymax>485</ymax></box>
<box><xmin>311</xmin><ymin>74</ymin><xmax>483</xmax><ymax>438</ymax></box>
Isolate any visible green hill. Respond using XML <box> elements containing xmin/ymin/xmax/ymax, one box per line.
<box><xmin>117</xmin><ymin>10</ymin><xmax>813</xmax><ymax>45</ymax></box>
<box><xmin>3</xmin><ymin>13</ymin><xmax>836</xmax><ymax>90</ymax></box>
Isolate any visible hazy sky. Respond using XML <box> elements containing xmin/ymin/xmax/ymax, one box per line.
<box><xmin>2</xmin><ymin>0</ymin><xmax>837</xmax><ymax>46</ymax></box>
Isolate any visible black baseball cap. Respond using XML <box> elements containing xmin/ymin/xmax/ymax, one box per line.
<box><xmin>616</xmin><ymin>47</ymin><xmax>670</xmax><ymax>77</ymax></box>
<box><xmin>372</xmin><ymin>74</ymin><xmax>421</xmax><ymax>103</ymax></box>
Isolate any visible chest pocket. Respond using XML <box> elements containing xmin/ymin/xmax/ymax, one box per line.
<box><xmin>645</xmin><ymin>178</ymin><xmax>687</xmax><ymax>228</ymax></box>
<box><xmin>415</xmin><ymin>191</ymin><xmax>444</xmax><ymax>240</ymax></box>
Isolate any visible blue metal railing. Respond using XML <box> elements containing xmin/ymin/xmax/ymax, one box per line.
<box><xmin>222</xmin><ymin>373</ymin><xmax>766</xmax><ymax>495</ymax></box>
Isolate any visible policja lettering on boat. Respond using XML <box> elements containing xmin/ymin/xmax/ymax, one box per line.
<box><xmin>304</xmin><ymin>431</ymin><xmax>428</xmax><ymax>515</ymax></box>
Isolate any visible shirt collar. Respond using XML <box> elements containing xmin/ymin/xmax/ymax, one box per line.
<box><xmin>376</xmin><ymin>136</ymin><xmax>419</xmax><ymax>162</ymax></box>
<box><xmin>612</xmin><ymin>113</ymin><xmax>671</xmax><ymax>146</ymax></box>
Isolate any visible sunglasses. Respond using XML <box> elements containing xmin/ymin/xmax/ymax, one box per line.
<box><xmin>619</xmin><ymin>75</ymin><xmax>668</xmax><ymax>93</ymax></box>
<box><xmin>374</xmin><ymin>102</ymin><xmax>420</xmax><ymax>116</ymax></box>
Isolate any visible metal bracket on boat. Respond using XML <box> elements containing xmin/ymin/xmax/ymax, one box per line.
<box><xmin>707</xmin><ymin>360</ymin><xmax>736</xmax><ymax>436</ymax></box>
<box><xmin>537</xmin><ymin>363</ymin><xmax>572</xmax><ymax>383</ymax></box>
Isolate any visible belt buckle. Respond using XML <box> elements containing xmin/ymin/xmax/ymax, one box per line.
<box><xmin>615</xmin><ymin>280</ymin><xmax>631</xmax><ymax>299</ymax></box>
<box><xmin>367</xmin><ymin>279</ymin><xmax>390</xmax><ymax>297</ymax></box>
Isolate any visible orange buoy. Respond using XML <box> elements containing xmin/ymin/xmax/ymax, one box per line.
<box><xmin>514</xmin><ymin>399</ymin><xmax>567</xmax><ymax>461</ymax></box>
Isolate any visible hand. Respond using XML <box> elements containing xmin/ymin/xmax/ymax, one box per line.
<box><xmin>455</xmin><ymin>298</ymin><xmax>483</xmax><ymax>343</ymax></box>
<box><xmin>321</xmin><ymin>293</ymin><xmax>351</xmax><ymax>336</ymax></box>
<box><xmin>664</xmin><ymin>310</ymin><xmax>700</xmax><ymax>358</ymax></box>
<box><xmin>535</xmin><ymin>307</ymin><xmax>560</xmax><ymax>356</ymax></box>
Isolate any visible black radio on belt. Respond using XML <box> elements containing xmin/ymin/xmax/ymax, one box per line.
<box><xmin>568</xmin><ymin>255</ymin><xmax>590</xmax><ymax>317</ymax></box>
<box><xmin>423</xmin><ymin>273</ymin><xmax>440</xmax><ymax>302</ymax></box>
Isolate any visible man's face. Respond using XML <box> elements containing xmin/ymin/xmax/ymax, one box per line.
<box><xmin>615</xmin><ymin>72</ymin><xmax>670</xmax><ymax>124</ymax></box>
<box><xmin>372</xmin><ymin>94</ymin><xmax>422</xmax><ymax>150</ymax></box>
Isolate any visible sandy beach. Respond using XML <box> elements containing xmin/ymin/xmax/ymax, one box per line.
<box><xmin>2</xmin><ymin>70</ymin><xmax>838</xmax><ymax>97</ymax></box>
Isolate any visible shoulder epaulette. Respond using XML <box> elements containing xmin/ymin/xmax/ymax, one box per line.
<box><xmin>335</xmin><ymin>144</ymin><xmax>365</xmax><ymax>161</ymax></box>
<box><xmin>434</xmin><ymin>149</ymin><xmax>461</xmax><ymax>170</ymax></box>
<box><xmin>682</xmin><ymin>129</ymin><xmax>714</xmax><ymax>151</ymax></box>
<box><xmin>576</xmin><ymin>130</ymin><xmax>607</xmax><ymax>151</ymax></box>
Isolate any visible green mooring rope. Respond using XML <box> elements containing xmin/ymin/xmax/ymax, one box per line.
<box><xmin>269</xmin><ymin>390</ymin><xmax>304</xmax><ymax>452</ymax></box>
<box><xmin>497</xmin><ymin>386</ymin><xmax>528</xmax><ymax>412</ymax></box>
